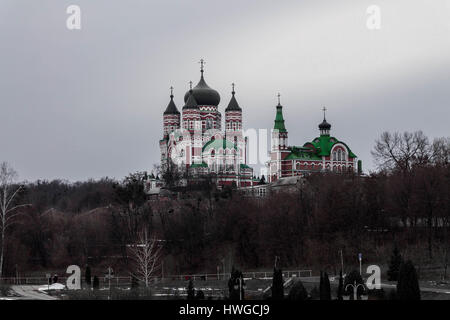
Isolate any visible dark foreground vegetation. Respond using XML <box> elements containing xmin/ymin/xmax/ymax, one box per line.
<box><xmin>0</xmin><ymin>131</ymin><xmax>448</xmax><ymax>287</ymax></box>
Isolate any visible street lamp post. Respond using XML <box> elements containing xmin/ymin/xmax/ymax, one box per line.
<box><xmin>358</xmin><ymin>253</ymin><xmax>362</xmax><ymax>275</ymax></box>
<box><xmin>106</xmin><ymin>267</ymin><xmax>113</xmax><ymax>300</ymax></box>
<box><xmin>345</xmin><ymin>281</ymin><xmax>366</xmax><ymax>300</ymax></box>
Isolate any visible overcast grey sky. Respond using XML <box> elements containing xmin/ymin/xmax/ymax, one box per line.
<box><xmin>1</xmin><ymin>0</ymin><xmax>449</xmax><ymax>181</ymax></box>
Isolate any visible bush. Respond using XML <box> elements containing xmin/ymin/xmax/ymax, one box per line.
<box><xmin>397</xmin><ymin>260</ymin><xmax>420</xmax><ymax>300</ymax></box>
<box><xmin>287</xmin><ymin>280</ymin><xmax>308</xmax><ymax>301</ymax></box>
<box><xmin>309</xmin><ymin>286</ymin><xmax>319</xmax><ymax>300</ymax></box>
<box><xmin>0</xmin><ymin>284</ymin><xmax>11</xmax><ymax>297</ymax></box>
<box><xmin>195</xmin><ymin>290</ymin><xmax>205</xmax><ymax>300</ymax></box>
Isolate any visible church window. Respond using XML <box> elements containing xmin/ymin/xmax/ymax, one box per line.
<box><xmin>338</xmin><ymin>150</ymin><xmax>342</xmax><ymax>161</ymax></box>
<box><xmin>333</xmin><ymin>152</ymin><xmax>336</xmax><ymax>161</ymax></box>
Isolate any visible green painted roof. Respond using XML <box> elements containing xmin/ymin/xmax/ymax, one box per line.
<box><xmin>202</xmin><ymin>139</ymin><xmax>237</xmax><ymax>152</ymax></box>
<box><xmin>285</xmin><ymin>146</ymin><xmax>322</xmax><ymax>161</ymax></box>
<box><xmin>273</xmin><ymin>105</ymin><xmax>287</xmax><ymax>132</ymax></box>
<box><xmin>190</xmin><ymin>162</ymin><xmax>208</xmax><ymax>168</ymax></box>
<box><xmin>240</xmin><ymin>163</ymin><xmax>251</xmax><ymax>169</ymax></box>
<box><xmin>304</xmin><ymin>136</ymin><xmax>356</xmax><ymax>158</ymax></box>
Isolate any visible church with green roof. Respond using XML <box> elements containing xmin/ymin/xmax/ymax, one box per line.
<box><xmin>268</xmin><ymin>100</ymin><xmax>360</xmax><ymax>183</ymax></box>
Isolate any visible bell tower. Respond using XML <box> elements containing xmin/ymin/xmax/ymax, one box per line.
<box><xmin>269</xmin><ymin>93</ymin><xmax>290</xmax><ymax>182</ymax></box>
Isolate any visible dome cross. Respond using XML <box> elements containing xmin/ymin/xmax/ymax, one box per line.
<box><xmin>199</xmin><ymin>59</ymin><xmax>205</xmax><ymax>74</ymax></box>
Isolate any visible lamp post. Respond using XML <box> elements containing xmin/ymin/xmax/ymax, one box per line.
<box><xmin>358</xmin><ymin>253</ymin><xmax>362</xmax><ymax>275</ymax></box>
<box><xmin>106</xmin><ymin>267</ymin><xmax>113</xmax><ymax>300</ymax></box>
<box><xmin>345</xmin><ymin>281</ymin><xmax>366</xmax><ymax>300</ymax></box>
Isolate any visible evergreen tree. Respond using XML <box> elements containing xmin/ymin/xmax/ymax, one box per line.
<box><xmin>92</xmin><ymin>276</ymin><xmax>100</xmax><ymax>290</ymax></box>
<box><xmin>337</xmin><ymin>270</ymin><xmax>344</xmax><ymax>300</ymax></box>
<box><xmin>259</xmin><ymin>175</ymin><xmax>266</xmax><ymax>185</ymax></box>
<box><xmin>187</xmin><ymin>279</ymin><xmax>195</xmax><ymax>300</ymax></box>
<box><xmin>387</xmin><ymin>246</ymin><xmax>403</xmax><ymax>281</ymax></box>
<box><xmin>397</xmin><ymin>260</ymin><xmax>421</xmax><ymax>300</ymax></box>
<box><xmin>319</xmin><ymin>271</ymin><xmax>331</xmax><ymax>300</ymax></box>
<box><xmin>85</xmin><ymin>265</ymin><xmax>91</xmax><ymax>286</ymax></box>
<box><xmin>271</xmin><ymin>267</ymin><xmax>284</xmax><ymax>300</ymax></box>
<box><xmin>287</xmin><ymin>280</ymin><xmax>308</xmax><ymax>300</ymax></box>
<box><xmin>195</xmin><ymin>290</ymin><xmax>205</xmax><ymax>300</ymax></box>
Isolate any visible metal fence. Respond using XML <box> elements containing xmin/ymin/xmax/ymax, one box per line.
<box><xmin>0</xmin><ymin>276</ymin><xmax>133</xmax><ymax>286</ymax></box>
<box><xmin>163</xmin><ymin>269</ymin><xmax>313</xmax><ymax>281</ymax></box>
<box><xmin>0</xmin><ymin>269</ymin><xmax>313</xmax><ymax>286</ymax></box>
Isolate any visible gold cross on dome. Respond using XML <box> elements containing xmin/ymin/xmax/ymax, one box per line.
<box><xmin>277</xmin><ymin>93</ymin><xmax>281</xmax><ymax>105</ymax></box>
<box><xmin>322</xmin><ymin>106</ymin><xmax>327</xmax><ymax>119</ymax></box>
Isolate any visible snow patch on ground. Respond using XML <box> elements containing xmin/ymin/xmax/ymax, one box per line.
<box><xmin>38</xmin><ymin>283</ymin><xmax>66</xmax><ymax>292</ymax></box>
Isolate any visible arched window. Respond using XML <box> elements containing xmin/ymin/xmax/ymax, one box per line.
<box><xmin>338</xmin><ymin>150</ymin><xmax>342</xmax><ymax>161</ymax></box>
<box><xmin>211</xmin><ymin>150</ymin><xmax>215</xmax><ymax>157</ymax></box>
<box><xmin>333</xmin><ymin>152</ymin><xmax>337</xmax><ymax>161</ymax></box>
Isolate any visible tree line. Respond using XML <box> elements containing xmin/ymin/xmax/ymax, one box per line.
<box><xmin>0</xmin><ymin>131</ymin><xmax>448</xmax><ymax>283</ymax></box>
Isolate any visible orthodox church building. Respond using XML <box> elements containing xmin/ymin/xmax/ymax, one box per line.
<box><xmin>159</xmin><ymin>61</ymin><xmax>253</xmax><ymax>187</ymax></box>
<box><xmin>267</xmin><ymin>101</ymin><xmax>361</xmax><ymax>183</ymax></box>
<box><xmin>157</xmin><ymin>60</ymin><xmax>360</xmax><ymax>192</ymax></box>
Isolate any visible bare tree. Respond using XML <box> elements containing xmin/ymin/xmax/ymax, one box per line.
<box><xmin>128</xmin><ymin>229</ymin><xmax>162</xmax><ymax>287</ymax></box>
<box><xmin>372</xmin><ymin>131</ymin><xmax>430</xmax><ymax>172</ymax></box>
<box><xmin>430</xmin><ymin>137</ymin><xmax>450</xmax><ymax>165</ymax></box>
<box><xmin>0</xmin><ymin>162</ymin><xmax>30</xmax><ymax>278</ymax></box>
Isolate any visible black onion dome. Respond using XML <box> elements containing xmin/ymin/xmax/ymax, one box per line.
<box><xmin>225</xmin><ymin>90</ymin><xmax>241</xmax><ymax>111</ymax></box>
<box><xmin>319</xmin><ymin>119</ymin><xmax>331</xmax><ymax>130</ymax></box>
<box><xmin>184</xmin><ymin>74</ymin><xmax>220</xmax><ymax>106</ymax></box>
<box><xmin>163</xmin><ymin>94</ymin><xmax>180</xmax><ymax>115</ymax></box>
<box><xmin>183</xmin><ymin>90</ymin><xmax>199</xmax><ymax>109</ymax></box>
